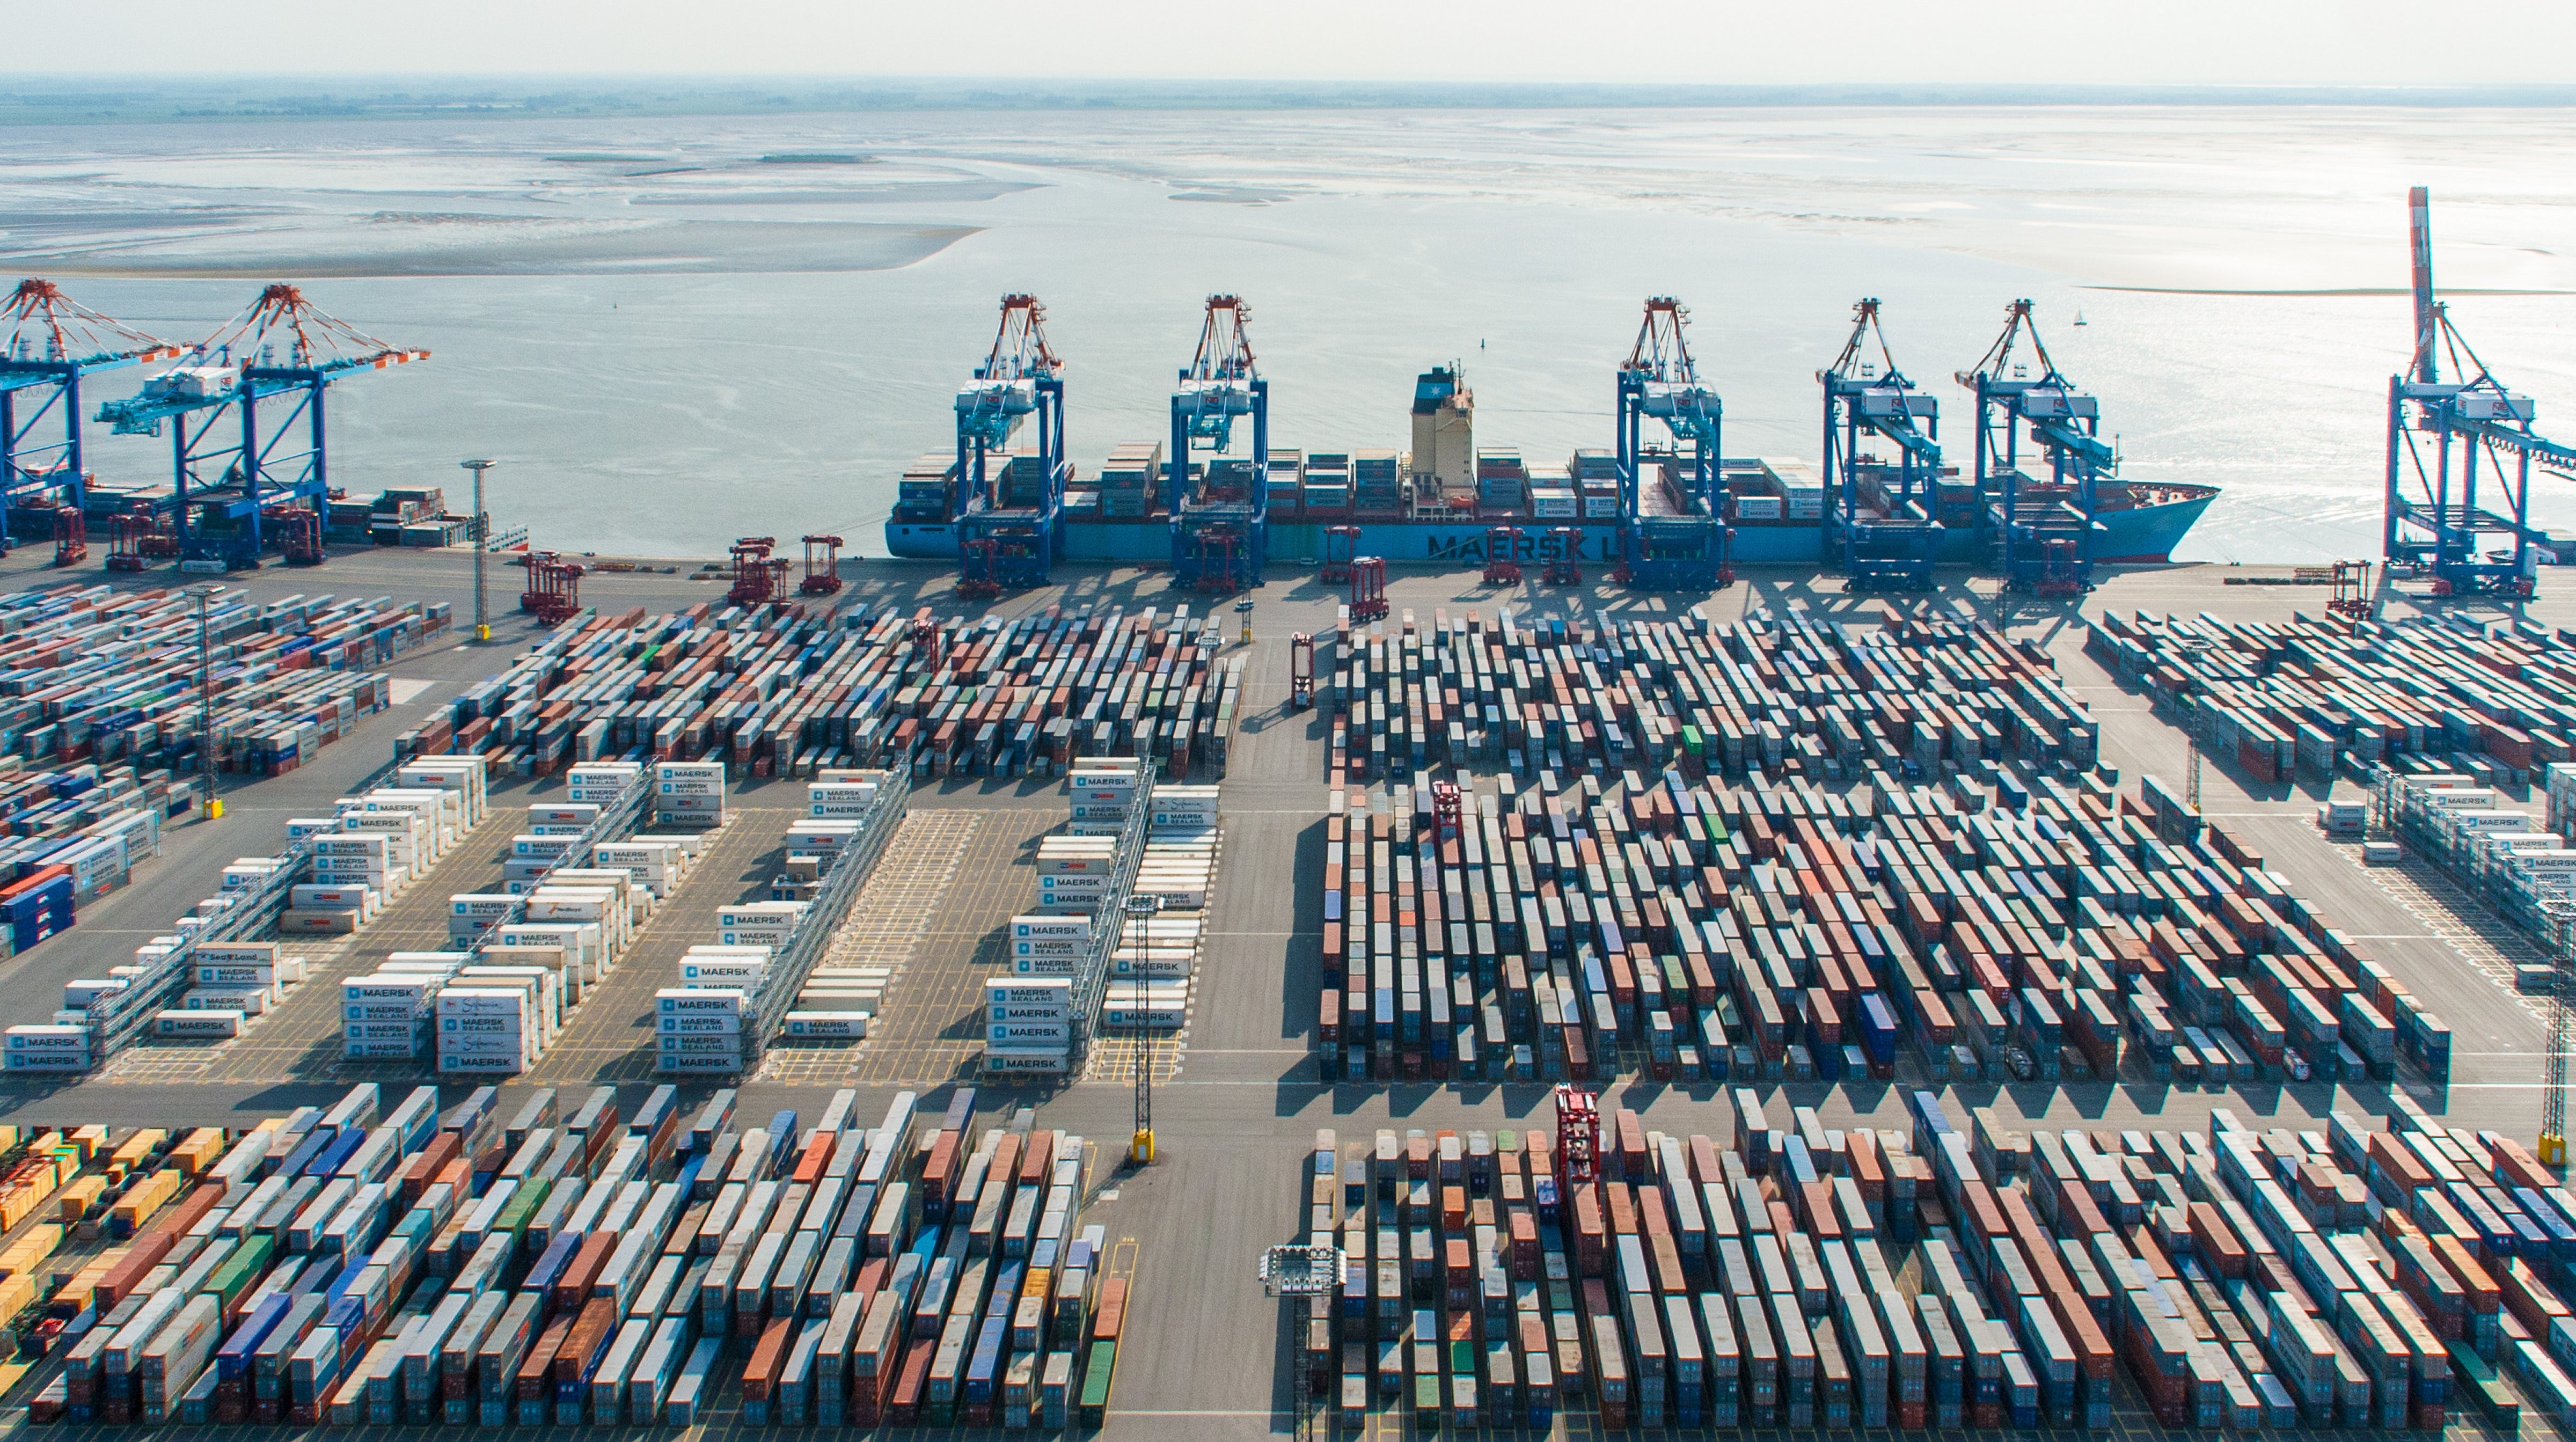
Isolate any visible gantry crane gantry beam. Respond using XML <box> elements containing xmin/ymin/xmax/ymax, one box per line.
<box><xmin>1614</xmin><ymin>297</ymin><xmax>1733</xmax><ymax>589</ymax></box>
<box><xmin>1958</xmin><ymin>299</ymin><xmax>2112</xmax><ymax>596</ymax></box>
<box><xmin>93</xmin><ymin>283</ymin><xmax>426</xmax><ymax>569</ymax></box>
<box><xmin>0</xmin><ymin>279</ymin><xmax>180</xmax><ymax>550</ymax></box>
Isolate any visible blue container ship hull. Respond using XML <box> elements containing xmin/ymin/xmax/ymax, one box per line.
<box><xmin>885</xmin><ymin>481</ymin><xmax>2217</xmax><ymax>569</ymax></box>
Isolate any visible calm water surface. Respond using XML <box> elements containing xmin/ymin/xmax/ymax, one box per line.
<box><xmin>3</xmin><ymin>107</ymin><xmax>2572</xmax><ymax>560</ymax></box>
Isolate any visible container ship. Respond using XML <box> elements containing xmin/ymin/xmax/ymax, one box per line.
<box><xmin>887</xmin><ymin>296</ymin><xmax>2216</xmax><ymax>591</ymax></box>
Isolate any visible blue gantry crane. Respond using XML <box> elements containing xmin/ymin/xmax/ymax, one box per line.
<box><xmin>1167</xmin><ymin>295</ymin><xmax>1267</xmax><ymax>593</ymax></box>
<box><xmin>953</xmin><ymin>294</ymin><xmax>1067</xmax><ymax>597</ymax></box>
<box><xmin>1613</xmin><ymin>297</ymin><xmax>1733</xmax><ymax>589</ymax></box>
<box><xmin>0</xmin><ymin>280</ymin><xmax>179</xmax><ymax>548</ymax></box>
<box><xmin>2386</xmin><ymin>188</ymin><xmax>2573</xmax><ymax>599</ymax></box>
<box><xmin>93</xmin><ymin>284</ymin><xmax>426</xmax><ymax>570</ymax></box>
<box><xmin>1820</xmin><ymin>298</ymin><xmax>1943</xmax><ymax>590</ymax></box>
<box><xmin>1958</xmin><ymin>299</ymin><xmax>2111</xmax><ymax>595</ymax></box>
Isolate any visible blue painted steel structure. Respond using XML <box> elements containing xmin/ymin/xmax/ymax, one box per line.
<box><xmin>1168</xmin><ymin>295</ymin><xmax>1267</xmax><ymax>592</ymax></box>
<box><xmin>2387</xmin><ymin>188</ymin><xmax>2572</xmax><ymax>599</ymax></box>
<box><xmin>1820</xmin><ymin>298</ymin><xmax>1942</xmax><ymax>590</ymax></box>
<box><xmin>952</xmin><ymin>294</ymin><xmax>1067</xmax><ymax>591</ymax></box>
<box><xmin>93</xmin><ymin>284</ymin><xmax>425</xmax><ymax>569</ymax></box>
<box><xmin>0</xmin><ymin>280</ymin><xmax>179</xmax><ymax>544</ymax></box>
<box><xmin>1613</xmin><ymin>297</ymin><xmax>1733</xmax><ymax>589</ymax></box>
<box><xmin>1958</xmin><ymin>299</ymin><xmax>2110</xmax><ymax>595</ymax></box>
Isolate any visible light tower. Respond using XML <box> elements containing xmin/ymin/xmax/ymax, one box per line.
<box><xmin>460</xmin><ymin>459</ymin><xmax>496</xmax><ymax>640</ymax></box>
<box><xmin>190</xmin><ymin>584</ymin><xmax>225</xmax><ymax>819</ymax></box>
<box><xmin>1124</xmin><ymin>894</ymin><xmax>1161</xmax><ymax>1166</ymax></box>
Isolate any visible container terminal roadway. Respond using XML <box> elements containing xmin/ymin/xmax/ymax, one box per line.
<box><xmin>0</xmin><ymin>543</ymin><xmax>2555</xmax><ymax>1437</ymax></box>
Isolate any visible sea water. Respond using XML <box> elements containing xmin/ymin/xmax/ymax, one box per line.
<box><xmin>3</xmin><ymin>104</ymin><xmax>2571</xmax><ymax>561</ymax></box>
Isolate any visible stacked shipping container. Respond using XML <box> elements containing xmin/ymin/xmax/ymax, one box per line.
<box><xmin>1300</xmin><ymin>1100</ymin><xmax>2576</xmax><ymax>1436</ymax></box>
<box><xmin>418</xmin><ymin>598</ymin><xmax>1242</xmax><ymax>784</ymax></box>
<box><xmin>1315</xmin><ymin>602</ymin><xmax>2441</xmax><ymax>1093</ymax></box>
<box><xmin>19</xmin><ymin>1081</ymin><xmax>1141</xmax><ymax>1432</ymax></box>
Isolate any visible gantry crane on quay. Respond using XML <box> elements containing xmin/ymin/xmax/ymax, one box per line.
<box><xmin>1958</xmin><ymin>299</ymin><xmax>2112</xmax><ymax>596</ymax></box>
<box><xmin>93</xmin><ymin>283</ymin><xmax>426</xmax><ymax>570</ymax></box>
<box><xmin>2385</xmin><ymin>187</ymin><xmax>2574</xmax><ymax>600</ymax></box>
<box><xmin>1820</xmin><ymin>298</ymin><xmax>1943</xmax><ymax>591</ymax></box>
<box><xmin>953</xmin><ymin>294</ymin><xmax>1068</xmax><ymax>598</ymax></box>
<box><xmin>1167</xmin><ymin>295</ymin><xmax>1268</xmax><ymax>594</ymax></box>
<box><xmin>1612</xmin><ymin>296</ymin><xmax>1735</xmax><ymax>590</ymax></box>
<box><xmin>0</xmin><ymin>280</ymin><xmax>180</xmax><ymax>553</ymax></box>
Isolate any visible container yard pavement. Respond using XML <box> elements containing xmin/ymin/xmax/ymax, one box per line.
<box><xmin>0</xmin><ymin>549</ymin><xmax>2570</xmax><ymax>1434</ymax></box>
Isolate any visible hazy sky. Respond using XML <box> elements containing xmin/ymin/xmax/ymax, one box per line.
<box><xmin>20</xmin><ymin>0</ymin><xmax>2576</xmax><ymax>86</ymax></box>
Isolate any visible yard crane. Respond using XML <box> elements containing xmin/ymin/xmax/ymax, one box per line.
<box><xmin>93</xmin><ymin>284</ymin><xmax>426</xmax><ymax>570</ymax></box>
<box><xmin>1167</xmin><ymin>296</ymin><xmax>1268</xmax><ymax>594</ymax></box>
<box><xmin>1614</xmin><ymin>297</ymin><xmax>1733</xmax><ymax>589</ymax></box>
<box><xmin>1820</xmin><ymin>299</ymin><xmax>1942</xmax><ymax>590</ymax></box>
<box><xmin>2386</xmin><ymin>187</ymin><xmax>2573</xmax><ymax>599</ymax></box>
<box><xmin>952</xmin><ymin>294</ymin><xmax>1067</xmax><ymax>592</ymax></box>
<box><xmin>0</xmin><ymin>280</ymin><xmax>180</xmax><ymax>553</ymax></box>
<box><xmin>1958</xmin><ymin>300</ymin><xmax>2112</xmax><ymax>596</ymax></box>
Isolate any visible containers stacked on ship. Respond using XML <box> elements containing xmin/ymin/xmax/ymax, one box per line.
<box><xmin>1266</xmin><ymin>449</ymin><xmax>1305</xmax><ymax>517</ymax></box>
<box><xmin>1821</xmin><ymin>299</ymin><xmax>1942</xmax><ymax>591</ymax></box>
<box><xmin>1304</xmin><ymin>451</ymin><xmax>1352</xmax><ymax>517</ymax></box>
<box><xmin>884</xmin><ymin>453</ymin><xmax>962</xmax><ymax>561</ymax></box>
<box><xmin>1168</xmin><ymin>296</ymin><xmax>1268</xmax><ymax>593</ymax></box>
<box><xmin>1613</xmin><ymin>298</ymin><xmax>1733</xmax><ymax>590</ymax></box>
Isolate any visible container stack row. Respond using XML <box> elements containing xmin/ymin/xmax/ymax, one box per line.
<box><xmin>774</xmin><ymin>772</ymin><xmax>894</xmax><ymax>1041</ymax></box>
<box><xmin>655</xmin><ymin>895</ymin><xmax>808</xmax><ymax>1075</ymax></box>
<box><xmin>658</xmin><ymin>769</ymin><xmax>903</xmax><ymax>1077</ymax></box>
<box><xmin>1108</xmin><ymin>784</ymin><xmax>1220</xmax><ymax>1035</ymax></box>
<box><xmin>690</xmin><ymin>1087</ymin><xmax>1130</xmax><ymax>1429</ymax></box>
<box><xmin>1294</xmin><ymin>1094</ymin><xmax>2576</xmax><ymax>1436</ymax></box>
<box><xmin>2089</xmin><ymin>606</ymin><xmax>2576</xmax><ymax>787</ymax></box>
<box><xmin>275</xmin><ymin>756</ymin><xmax>493</xmax><ymax>936</ymax></box>
<box><xmin>1313</xmin><ymin>624</ymin><xmax>2448</xmax><ymax>1089</ymax></box>
<box><xmin>18</xmin><ymin>1081</ymin><xmax>1150</xmax><ymax>1431</ymax></box>
<box><xmin>328</xmin><ymin>767</ymin><xmax>656</xmax><ymax>1074</ymax></box>
<box><xmin>0</xmin><ymin>756</ymin><xmax>173</xmax><ymax>982</ymax></box>
<box><xmin>0</xmin><ymin>582</ymin><xmax>433</xmax><ymax>781</ymax></box>
<box><xmin>1321</xmin><ymin>603</ymin><xmax>2097</xmax><ymax>784</ymax></box>
<box><xmin>16</xmin><ymin>758</ymin><xmax>495</xmax><ymax>1067</ymax></box>
<box><xmin>407</xmin><ymin>595</ymin><xmax>1239</xmax><ymax>785</ymax></box>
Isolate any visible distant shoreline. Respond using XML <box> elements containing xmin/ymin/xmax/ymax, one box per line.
<box><xmin>5</xmin><ymin>79</ymin><xmax>2576</xmax><ymax>126</ymax></box>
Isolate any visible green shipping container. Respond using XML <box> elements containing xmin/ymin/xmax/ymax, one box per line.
<box><xmin>493</xmin><ymin>1177</ymin><xmax>550</xmax><ymax>1243</ymax></box>
<box><xmin>1412</xmin><ymin>1372</ymin><xmax>1441</xmax><ymax>1425</ymax></box>
<box><xmin>1077</xmin><ymin>1340</ymin><xmax>1116</xmax><ymax>1425</ymax></box>
<box><xmin>206</xmin><ymin>1233</ymin><xmax>277</xmax><ymax>1312</ymax></box>
<box><xmin>2448</xmin><ymin>1342</ymin><xmax>2519</xmax><ymax>1433</ymax></box>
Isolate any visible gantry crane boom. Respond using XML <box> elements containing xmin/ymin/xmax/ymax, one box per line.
<box><xmin>1614</xmin><ymin>297</ymin><xmax>1731</xmax><ymax>588</ymax></box>
<box><xmin>1167</xmin><ymin>296</ymin><xmax>1268</xmax><ymax>593</ymax></box>
<box><xmin>1958</xmin><ymin>299</ymin><xmax>2112</xmax><ymax>595</ymax></box>
<box><xmin>94</xmin><ymin>283</ymin><xmax>426</xmax><ymax>568</ymax></box>
<box><xmin>2386</xmin><ymin>188</ymin><xmax>2574</xmax><ymax>599</ymax></box>
<box><xmin>0</xmin><ymin>280</ymin><xmax>180</xmax><ymax>529</ymax></box>
<box><xmin>951</xmin><ymin>294</ymin><xmax>1066</xmax><ymax>591</ymax></box>
<box><xmin>1820</xmin><ymin>298</ymin><xmax>1942</xmax><ymax>589</ymax></box>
